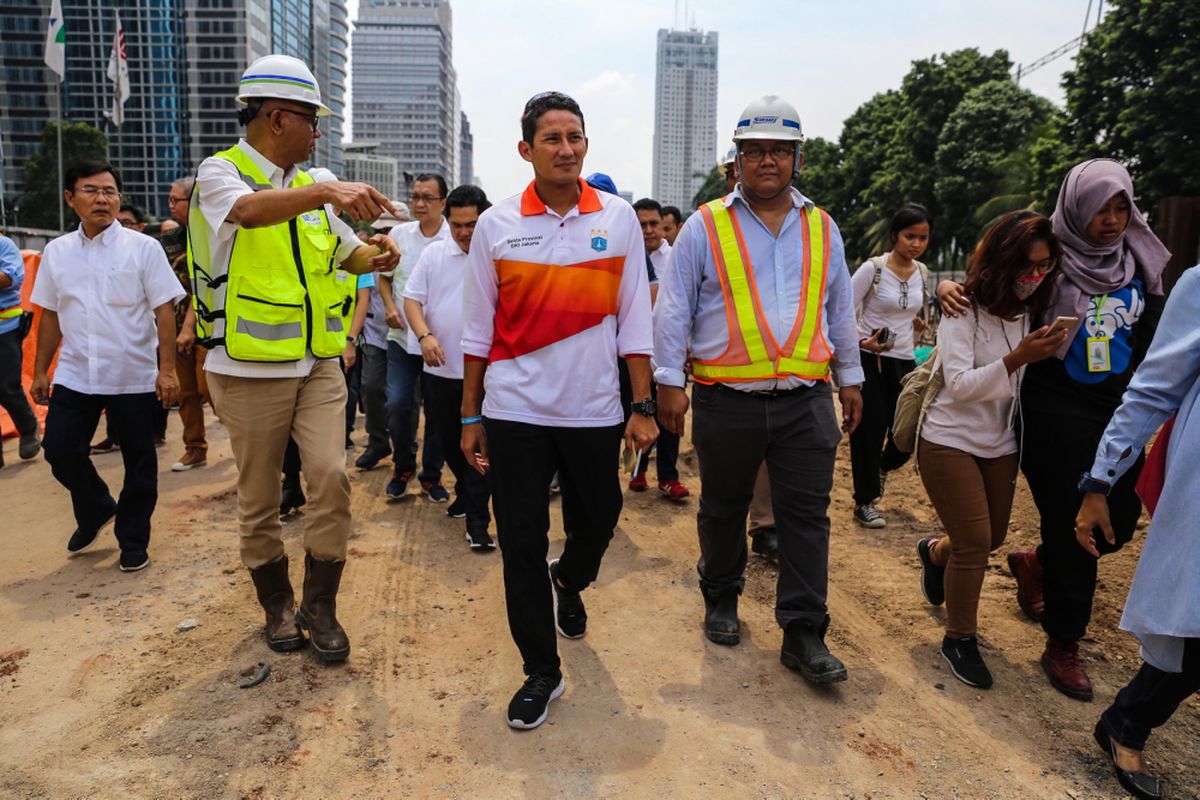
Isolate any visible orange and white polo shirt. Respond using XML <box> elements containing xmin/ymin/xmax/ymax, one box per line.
<box><xmin>462</xmin><ymin>178</ymin><xmax>653</xmax><ymax>427</ymax></box>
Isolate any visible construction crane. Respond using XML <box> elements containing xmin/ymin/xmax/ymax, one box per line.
<box><xmin>1014</xmin><ymin>0</ymin><xmax>1104</xmax><ymax>83</ymax></box>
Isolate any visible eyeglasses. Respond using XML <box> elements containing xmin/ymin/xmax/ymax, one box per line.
<box><xmin>273</xmin><ymin>108</ymin><xmax>320</xmax><ymax>131</ymax></box>
<box><xmin>74</xmin><ymin>186</ymin><xmax>120</xmax><ymax>198</ymax></box>
<box><xmin>167</xmin><ymin>195</ymin><xmax>188</xmax><ymax>206</ymax></box>
<box><xmin>738</xmin><ymin>145</ymin><xmax>795</xmax><ymax>163</ymax></box>
<box><xmin>409</xmin><ymin>193</ymin><xmax>444</xmax><ymax>205</ymax></box>
<box><xmin>898</xmin><ymin>281</ymin><xmax>909</xmax><ymax>309</ymax></box>
<box><xmin>1025</xmin><ymin>257</ymin><xmax>1057</xmax><ymax>276</ymax></box>
<box><xmin>118</xmin><ymin>218</ymin><xmax>140</xmax><ymax>228</ymax></box>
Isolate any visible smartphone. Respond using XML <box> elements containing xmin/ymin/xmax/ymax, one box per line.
<box><xmin>1043</xmin><ymin>316</ymin><xmax>1079</xmax><ymax>337</ymax></box>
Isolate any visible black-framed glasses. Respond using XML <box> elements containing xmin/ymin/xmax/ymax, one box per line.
<box><xmin>738</xmin><ymin>144</ymin><xmax>794</xmax><ymax>163</ymax></box>
<box><xmin>273</xmin><ymin>108</ymin><xmax>320</xmax><ymax>131</ymax></box>
<box><xmin>409</xmin><ymin>193</ymin><xmax>444</xmax><ymax>205</ymax></box>
<box><xmin>898</xmin><ymin>280</ymin><xmax>909</xmax><ymax>309</ymax></box>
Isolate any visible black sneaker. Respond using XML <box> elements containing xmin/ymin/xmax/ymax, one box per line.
<box><xmin>446</xmin><ymin>497</ymin><xmax>466</xmax><ymax>518</ymax></box>
<box><xmin>941</xmin><ymin>635</ymin><xmax>993</xmax><ymax>689</ymax></box>
<box><xmin>67</xmin><ymin>507</ymin><xmax>116</xmax><ymax>554</ymax></box>
<box><xmin>465</xmin><ymin>527</ymin><xmax>495</xmax><ymax>552</ymax></box>
<box><xmin>354</xmin><ymin>446</ymin><xmax>390</xmax><ymax>471</ymax></box>
<box><xmin>386</xmin><ymin>468</ymin><xmax>414</xmax><ymax>499</ymax></box>
<box><xmin>90</xmin><ymin>437</ymin><xmax>119</xmax><ymax>455</ymax></box>
<box><xmin>506</xmin><ymin>674</ymin><xmax>565</xmax><ymax>730</ymax></box>
<box><xmin>119</xmin><ymin>550</ymin><xmax>151</xmax><ymax>572</ymax></box>
<box><xmin>853</xmin><ymin>503</ymin><xmax>886</xmax><ymax>528</ymax></box>
<box><xmin>917</xmin><ymin>538</ymin><xmax>945</xmax><ymax>606</ymax></box>
<box><xmin>548</xmin><ymin>559</ymin><xmax>586</xmax><ymax>639</ymax></box>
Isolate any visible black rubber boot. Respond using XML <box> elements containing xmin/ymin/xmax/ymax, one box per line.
<box><xmin>296</xmin><ymin>554</ymin><xmax>350</xmax><ymax>664</ymax></box>
<box><xmin>702</xmin><ymin>588</ymin><xmax>741</xmax><ymax>646</ymax></box>
<box><xmin>780</xmin><ymin>616</ymin><xmax>847</xmax><ymax>684</ymax></box>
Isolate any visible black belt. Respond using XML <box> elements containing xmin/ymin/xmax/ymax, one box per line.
<box><xmin>712</xmin><ymin>382</ymin><xmax>815</xmax><ymax>398</ymax></box>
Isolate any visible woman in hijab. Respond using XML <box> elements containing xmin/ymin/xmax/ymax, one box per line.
<box><xmin>1074</xmin><ymin>264</ymin><xmax>1200</xmax><ymax>800</ymax></box>
<box><xmin>937</xmin><ymin>159</ymin><xmax>1171</xmax><ymax>701</ymax></box>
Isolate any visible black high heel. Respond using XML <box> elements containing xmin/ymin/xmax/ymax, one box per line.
<box><xmin>1093</xmin><ymin>721</ymin><xmax>1162</xmax><ymax>800</ymax></box>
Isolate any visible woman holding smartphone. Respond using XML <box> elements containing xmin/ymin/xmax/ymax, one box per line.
<box><xmin>937</xmin><ymin>159</ymin><xmax>1171</xmax><ymax>700</ymax></box>
<box><xmin>849</xmin><ymin>203</ymin><xmax>931</xmax><ymax>528</ymax></box>
<box><xmin>916</xmin><ymin>211</ymin><xmax>1066</xmax><ymax>688</ymax></box>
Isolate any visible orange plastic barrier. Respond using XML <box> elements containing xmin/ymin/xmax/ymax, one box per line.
<box><xmin>0</xmin><ymin>251</ymin><xmax>56</xmax><ymax>439</ymax></box>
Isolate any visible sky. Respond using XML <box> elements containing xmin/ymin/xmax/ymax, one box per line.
<box><xmin>345</xmin><ymin>0</ymin><xmax>1103</xmax><ymax>201</ymax></box>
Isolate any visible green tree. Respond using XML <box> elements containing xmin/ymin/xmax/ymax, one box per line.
<box><xmin>1061</xmin><ymin>0</ymin><xmax>1200</xmax><ymax>212</ymax></box>
<box><xmin>691</xmin><ymin>165</ymin><xmax>727</xmax><ymax>209</ymax></box>
<box><xmin>934</xmin><ymin>80</ymin><xmax>1054</xmax><ymax>255</ymax></box>
<box><xmin>18</xmin><ymin>121</ymin><xmax>108</xmax><ymax>230</ymax></box>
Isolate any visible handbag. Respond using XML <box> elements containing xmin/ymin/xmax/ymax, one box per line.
<box><xmin>16</xmin><ymin>310</ymin><xmax>34</xmax><ymax>341</ymax></box>
<box><xmin>1135</xmin><ymin>415</ymin><xmax>1175</xmax><ymax>518</ymax></box>
<box><xmin>891</xmin><ymin>346</ymin><xmax>943</xmax><ymax>454</ymax></box>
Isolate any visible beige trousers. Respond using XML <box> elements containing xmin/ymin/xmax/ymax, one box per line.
<box><xmin>207</xmin><ymin>358</ymin><xmax>352</xmax><ymax>569</ymax></box>
<box><xmin>747</xmin><ymin>462</ymin><xmax>775</xmax><ymax>533</ymax></box>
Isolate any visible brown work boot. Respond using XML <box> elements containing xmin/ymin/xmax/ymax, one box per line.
<box><xmin>1041</xmin><ymin>636</ymin><xmax>1093</xmax><ymax>701</ymax></box>
<box><xmin>248</xmin><ymin>555</ymin><xmax>305</xmax><ymax>652</ymax></box>
<box><xmin>297</xmin><ymin>554</ymin><xmax>351</xmax><ymax>664</ymax></box>
<box><xmin>1007</xmin><ymin>549</ymin><xmax>1044</xmax><ymax>621</ymax></box>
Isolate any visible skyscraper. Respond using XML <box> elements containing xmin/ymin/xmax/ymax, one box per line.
<box><xmin>459</xmin><ymin>111</ymin><xmax>473</xmax><ymax>187</ymax></box>
<box><xmin>351</xmin><ymin>0</ymin><xmax>460</xmax><ymax>189</ymax></box>
<box><xmin>0</xmin><ymin>0</ymin><xmax>348</xmax><ymax>224</ymax></box>
<box><xmin>651</xmin><ymin>28</ymin><xmax>718</xmax><ymax>211</ymax></box>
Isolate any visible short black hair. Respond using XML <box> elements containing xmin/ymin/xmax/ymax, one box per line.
<box><xmin>118</xmin><ymin>203</ymin><xmax>145</xmax><ymax>222</ymax></box>
<box><xmin>413</xmin><ymin>173</ymin><xmax>448</xmax><ymax>199</ymax></box>
<box><xmin>661</xmin><ymin>205</ymin><xmax>682</xmax><ymax>225</ymax></box>
<box><xmin>890</xmin><ymin>203</ymin><xmax>932</xmax><ymax>240</ymax></box>
<box><xmin>633</xmin><ymin>198</ymin><xmax>663</xmax><ymax>216</ymax></box>
<box><xmin>444</xmin><ymin>184</ymin><xmax>491</xmax><ymax>217</ymax></box>
<box><xmin>65</xmin><ymin>161</ymin><xmax>122</xmax><ymax>193</ymax></box>
<box><xmin>520</xmin><ymin>91</ymin><xmax>585</xmax><ymax>144</ymax></box>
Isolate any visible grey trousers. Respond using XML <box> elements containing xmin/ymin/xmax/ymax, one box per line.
<box><xmin>691</xmin><ymin>381</ymin><xmax>841</xmax><ymax>630</ymax></box>
<box><xmin>360</xmin><ymin>344</ymin><xmax>390</xmax><ymax>455</ymax></box>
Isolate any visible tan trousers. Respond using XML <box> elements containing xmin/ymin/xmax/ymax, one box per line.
<box><xmin>918</xmin><ymin>439</ymin><xmax>1018</xmax><ymax>637</ymax></box>
<box><xmin>208</xmin><ymin>359</ymin><xmax>352</xmax><ymax>569</ymax></box>
<box><xmin>176</xmin><ymin>345</ymin><xmax>210</xmax><ymax>455</ymax></box>
<box><xmin>747</xmin><ymin>463</ymin><xmax>775</xmax><ymax>533</ymax></box>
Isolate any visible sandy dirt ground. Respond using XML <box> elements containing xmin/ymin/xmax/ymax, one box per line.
<box><xmin>1</xmin><ymin>406</ymin><xmax>1197</xmax><ymax>800</ymax></box>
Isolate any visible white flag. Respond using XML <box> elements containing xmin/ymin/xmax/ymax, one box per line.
<box><xmin>105</xmin><ymin>12</ymin><xmax>130</xmax><ymax>127</ymax></box>
<box><xmin>44</xmin><ymin>0</ymin><xmax>65</xmax><ymax>81</ymax></box>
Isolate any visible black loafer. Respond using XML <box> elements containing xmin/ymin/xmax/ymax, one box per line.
<box><xmin>67</xmin><ymin>507</ymin><xmax>116</xmax><ymax>554</ymax></box>
<box><xmin>1093</xmin><ymin>721</ymin><xmax>1162</xmax><ymax>800</ymax></box>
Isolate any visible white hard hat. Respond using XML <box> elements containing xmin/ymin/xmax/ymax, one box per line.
<box><xmin>732</xmin><ymin>95</ymin><xmax>802</xmax><ymax>142</ymax></box>
<box><xmin>371</xmin><ymin>201</ymin><xmax>411</xmax><ymax>229</ymax></box>
<box><xmin>307</xmin><ymin>167</ymin><xmax>338</xmax><ymax>183</ymax></box>
<box><xmin>237</xmin><ymin>54</ymin><xmax>331</xmax><ymax>116</ymax></box>
<box><xmin>718</xmin><ymin>145</ymin><xmax>738</xmax><ymax>176</ymax></box>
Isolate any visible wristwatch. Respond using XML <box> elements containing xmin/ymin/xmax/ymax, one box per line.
<box><xmin>631</xmin><ymin>398</ymin><xmax>657</xmax><ymax>417</ymax></box>
<box><xmin>1077</xmin><ymin>472</ymin><xmax>1112</xmax><ymax>496</ymax></box>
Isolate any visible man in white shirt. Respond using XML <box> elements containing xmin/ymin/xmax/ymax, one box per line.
<box><xmin>189</xmin><ymin>55</ymin><xmax>400</xmax><ymax>663</ymax></box>
<box><xmin>403</xmin><ymin>184</ymin><xmax>494</xmax><ymax>551</ymax></box>
<box><xmin>30</xmin><ymin>161</ymin><xmax>185</xmax><ymax>572</ymax></box>
<box><xmin>460</xmin><ymin>92</ymin><xmax>658</xmax><ymax>729</ymax></box>
<box><xmin>378</xmin><ymin>175</ymin><xmax>450</xmax><ymax>502</ymax></box>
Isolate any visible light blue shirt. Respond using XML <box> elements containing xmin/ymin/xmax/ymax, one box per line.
<box><xmin>1088</xmin><ymin>266</ymin><xmax>1200</xmax><ymax>673</ymax></box>
<box><xmin>653</xmin><ymin>186</ymin><xmax>864</xmax><ymax>391</ymax></box>
<box><xmin>0</xmin><ymin>235</ymin><xmax>23</xmax><ymax>336</ymax></box>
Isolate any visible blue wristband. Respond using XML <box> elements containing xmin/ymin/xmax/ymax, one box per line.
<box><xmin>461</xmin><ymin>415</ymin><xmax>483</xmax><ymax>425</ymax></box>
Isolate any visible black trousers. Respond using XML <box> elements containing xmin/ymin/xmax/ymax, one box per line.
<box><xmin>0</xmin><ymin>328</ymin><xmax>37</xmax><ymax>436</ymax></box>
<box><xmin>691</xmin><ymin>382</ymin><xmax>841</xmax><ymax>629</ymax></box>
<box><xmin>617</xmin><ymin>359</ymin><xmax>680</xmax><ymax>483</ymax></box>
<box><xmin>43</xmin><ymin>385</ymin><xmax>158</xmax><ymax>552</ymax></box>
<box><xmin>1021</xmin><ymin>409</ymin><xmax>1144</xmax><ymax>643</ymax></box>
<box><xmin>344</xmin><ymin>345</ymin><xmax>363</xmax><ymax>435</ymax></box>
<box><xmin>848</xmin><ymin>352</ymin><xmax>914</xmax><ymax>505</ymax></box>
<box><xmin>1102</xmin><ymin>638</ymin><xmax>1200</xmax><ymax>751</ymax></box>
<box><xmin>360</xmin><ymin>343</ymin><xmax>390</xmax><ymax>455</ymax></box>
<box><xmin>425</xmin><ymin>374</ymin><xmax>491</xmax><ymax>531</ymax></box>
<box><xmin>485</xmin><ymin>417</ymin><xmax>623</xmax><ymax>678</ymax></box>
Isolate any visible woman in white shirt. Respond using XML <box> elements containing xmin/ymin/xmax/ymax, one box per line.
<box><xmin>850</xmin><ymin>203</ymin><xmax>931</xmax><ymax>528</ymax></box>
<box><xmin>914</xmin><ymin>211</ymin><xmax>1068</xmax><ymax>689</ymax></box>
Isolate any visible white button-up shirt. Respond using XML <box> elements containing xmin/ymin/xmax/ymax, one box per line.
<box><xmin>31</xmin><ymin>222</ymin><xmax>184</xmax><ymax>395</ymax></box>
<box><xmin>194</xmin><ymin>139</ymin><xmax>362</xmax><ymax>379</ymax></box>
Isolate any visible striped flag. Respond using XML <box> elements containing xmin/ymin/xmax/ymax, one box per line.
<box><xmin>44</xmin><ymin>0</ymin><xmax>65</xmax><ymax>80</ymax></box>
<box><xmin>105</xmin><ymin>12</ymin><xmax>130</xmax><ymax>127</ymax></box>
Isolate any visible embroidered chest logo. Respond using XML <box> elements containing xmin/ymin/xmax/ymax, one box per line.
<box><xmin>300</xmin><ymin>211</ymin><xmax>322</xmax><ymax>225</ymax></box>
<box><xmin>590</xmin><ymin>229</ymin><xmax>608</xmax><ymax>253</ymax></box>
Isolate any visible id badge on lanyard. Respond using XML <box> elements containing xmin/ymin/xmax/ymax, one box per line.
<box><xmin>1086</xmin><ymin>293</ymin><xmax>1111</xmax><ymax>373</ymax></box>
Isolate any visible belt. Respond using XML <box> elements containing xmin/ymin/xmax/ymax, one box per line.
<box><xmin>713</xmin><ymin>382</ymin><xmax>814</xmax><ymax>398</ymax></box>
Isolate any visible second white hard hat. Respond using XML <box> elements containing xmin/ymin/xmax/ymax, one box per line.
<box><xmin>732</xmin><ymin>95</ymin><xmax>802</xmax><ymax>142</ymax></box>
<box><xmin>237</xmin><ymin>54</ymin><xmax>332</xmax><ymax>116</ymax></box>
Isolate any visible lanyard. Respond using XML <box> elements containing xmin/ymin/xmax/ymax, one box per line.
<box><xmin>1093</xmin><ymin>293</ymin><xmax>1109</xmax><ymax>339</ymax></box>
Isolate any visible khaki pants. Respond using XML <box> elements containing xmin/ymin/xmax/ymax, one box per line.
<box><xmin>176</xmin><ymin>345</ymin><xmax>210</xmax><ymax>455</ymax></box>
<box><xmin>747</xmin><ymin>463</ymin><xmax>775</xmax><ymax>533</ymax></box>
<box><xmin>208</xmin><ymin>359</ymin><xmax>352</xmax><ymax>569</ymax></box>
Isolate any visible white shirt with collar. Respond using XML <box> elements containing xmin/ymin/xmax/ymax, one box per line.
<box><xmin>31</xmin><ymin>222</ymin><xmax>184</xmax><ymax>395</ymax></box>
<box><xmin>649</xmin><ymin>239</ymin><xmax>671</xmax><ymax>284</ymax></box>
<box><xmin>194</xmin><ymin>138</ymin><xmax>362</xmax><ymax>379</ymax></box>
<box><xmin>402</xmin><ymin>238</ymin><xmax>467</xmax><ymax>380</ymax></box>
<box><xmin>383</xmin><ymin>218</ymin><xmax>451</xmax><ymax>353</ymax></box>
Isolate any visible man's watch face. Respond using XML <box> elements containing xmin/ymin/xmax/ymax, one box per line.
<box><xmin>635</xmin><ymin>399</ymin><xmax>656</xmax><ymax>416</ymax></box>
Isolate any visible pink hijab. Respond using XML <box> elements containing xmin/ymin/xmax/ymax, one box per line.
<box><xmin>1048</xmin><ymin>159</ymin><xmax>1171</xmax><ymax>358</ymax></box>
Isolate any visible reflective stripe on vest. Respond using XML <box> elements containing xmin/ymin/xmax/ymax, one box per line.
<box><xmin>691</xmin><ymin>198</ymin><xmax>833</xmax><ymax>383</ymax></box>
<box><xmin>186</xmin><ymin>146</ymin><xmax>344</xmax><ymax>362</ymax></box>
<box><xmin>0</xmin><ymin>306</ymin><xmax>22</xmax><ymax>320</ymax></box>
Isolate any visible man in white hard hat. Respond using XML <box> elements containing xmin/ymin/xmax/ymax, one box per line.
<box><xmin>187</xmin><ymin>54</ymin><xmax>400</xmax><ymax>664</ymax></box>
<box><xmin>655</xmin><ymin>95</ymin><xmax>864</xmax><ymax>685</ymax></box>
<box><xmin>718</xmin><ymin>145</ymin><xmax>738</xmax><ymax>196</ymax></box>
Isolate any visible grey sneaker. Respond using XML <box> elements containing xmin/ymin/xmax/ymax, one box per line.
<box><xmin>854</xmin><ymin>503</ymin><xmax>886</xmax><ymax>529</ymax></box>
<box><xmin>19</xmin><ymin>431</ymin><xmax>41</xmax><ymax>460</ymax></box>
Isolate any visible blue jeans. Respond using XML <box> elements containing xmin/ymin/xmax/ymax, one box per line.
<box><xmin>385</xmin><ymin>341</ymin><xmax>443</xmax><ymax>482</ymax></box>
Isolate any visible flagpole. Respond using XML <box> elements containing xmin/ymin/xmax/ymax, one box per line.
<box><xmin>57</xmin><ymin>84</ymin><xmax>64</xmax><ymax>233</ymax></box>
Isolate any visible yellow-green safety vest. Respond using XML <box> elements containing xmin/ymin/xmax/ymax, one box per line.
<box><xmin>186</xmin><ymin>145</ymin><xmax>348</xmax><ymax>362</ymax></box>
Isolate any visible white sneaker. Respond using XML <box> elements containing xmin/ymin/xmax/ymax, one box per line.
<box><xmin>171</xmin><ymin>452</ymin><xmax>207</xmax><ymax>472</ymax></box>
<box><xmin>854</xmin><ymin>504</ymin><xmax>886</xmax><ymax>528</ymax></box>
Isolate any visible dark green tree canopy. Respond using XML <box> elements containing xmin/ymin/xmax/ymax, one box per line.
<box><xmin>18</xmin><ymin>122</ymin><xmax>108</xmax><ymax>231</ymax></box>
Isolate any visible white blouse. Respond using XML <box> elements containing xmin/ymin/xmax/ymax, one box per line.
<box><xmin>852</xmin><ymin>254</ymin><xmax>924</xmax><ymax>360</ymax></box>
